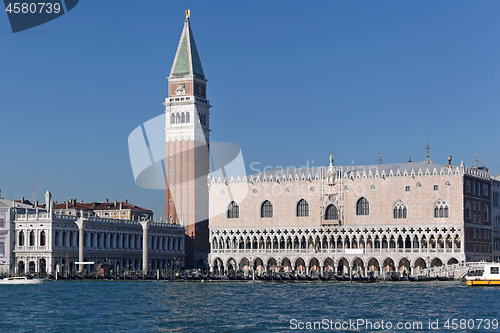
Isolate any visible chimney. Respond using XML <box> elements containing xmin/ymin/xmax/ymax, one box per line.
<box><xmin>125</xmin><ymin>199</ymin><xmax>128</xmax><ymax>203</ymax></box>
<box><xmin>21</xmin><ymin>197</ymin><xmax>24</xmax><ymax>202</ymax></box>
<box><xmin>92</xmin><ymin>202</ymin><xmax>96</xmax><ymax>209</ymax></box>
<box><xmin>114</xmin><ymin>201</ymin><xmax>117</xmax><ymax>206</ymax></box>
<box><xmin>119</xmin><ymin>202</ymin><xmax>123</xmax><ymax>210</ymax></box>
<box><xmin>447</xmin><ymin>156</ymin><xmax>452</xmax><ymax>165</ymax></box>
<box><xmin>105</xmin><ymin>199</ymin><xmax>109</xmax><ymax>203</ymax></box>
<box><xmin>66</xmin><ymin>201</ymin><xmax>69</xmax><ymax>209</ymax></box>
<box><xmin>34</xmin><ymin>200</ymin><xmax>38</xmax><ymax>207</ymax></box>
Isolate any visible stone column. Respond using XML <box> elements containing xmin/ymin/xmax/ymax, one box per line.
<box><xmin>75</xmin><ymin>218</ymin><xmax>87</xmax><ymax>272</ymax></box>
<box><xmin>140</xmin><ymin>221</ymin><xmax>150</xmax><ymax>274</ymax></box>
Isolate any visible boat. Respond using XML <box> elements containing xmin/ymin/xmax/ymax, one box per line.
<box><xmin>0</xmin><ymin>276</ymin><xmax>48</xmax><ymax>284</ymax></box>
<box><xmin>466</xmin><ymin>264</ymin><xmax>500</xmax><ymax>286</ymax></box>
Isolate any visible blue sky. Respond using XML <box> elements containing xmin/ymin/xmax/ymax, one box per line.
<box><xmin>1</xmin><ymin>1</ymin><xmax>499</xmax><ymax>219</ymax></box>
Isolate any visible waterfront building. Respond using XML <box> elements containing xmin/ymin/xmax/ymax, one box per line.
<box><xmin>164</xmin><ymin>11</ymin><xmax>210</xmax><ymax>268</ymax></box>
<box><xmin>208</xmin><ymin>156</ymin><xmax>495</xmax><ymax>277</ymax></box>
<box><xmin>13</xmin><ymin>191</ymin><xmax>185</xmax><ymax>275</ymax></box>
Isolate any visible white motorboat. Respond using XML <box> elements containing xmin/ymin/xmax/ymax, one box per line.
<box><xmin>0</xmin><ymin>276</ymin><xmax>48</xmax><ymax>284</ymax></box>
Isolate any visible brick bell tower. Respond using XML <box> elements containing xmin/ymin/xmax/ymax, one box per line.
<box><xmin>164</xmin><ymin>10</ymin><xmax>210</xmax><ymax>269</ymax></box>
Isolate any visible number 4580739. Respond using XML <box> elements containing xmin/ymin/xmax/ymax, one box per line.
<box><xmin>5</xmin><ymin>3</ymin><xmax>61</xmax><ymax>14</ymax></box>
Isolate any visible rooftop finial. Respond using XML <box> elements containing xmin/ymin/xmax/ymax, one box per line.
<box><xmin>377</xmin><ymin>152</ymin><xmax>384</xmax><ymax>165</ymax></box>
<box><xmin>185</xmin><ymin>9</ymin><xmax>190</xmax><ymax>19</ymax></box>
<box><xmin>329</xmin><ymin>151</ymin><xmax>334</xmax><ymax>166</ymax></box>
<box><xmin>424</xmin><ymin>141</ymin><xmax>431</xmax><ymax>163</ymax></box>
<box><xmin>408</xmin><ymin>155</ymin><xmax>413</xmax><ymax>163</ymax></box>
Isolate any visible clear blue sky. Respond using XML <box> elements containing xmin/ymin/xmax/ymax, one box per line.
<box><xmin>1</xmin><ymin>1</ymin><xmax>499</xmax><ymax>219</ymax></box>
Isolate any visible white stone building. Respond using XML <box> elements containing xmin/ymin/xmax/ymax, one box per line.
<box><xmin>208</xmin><ymin>157</ymin><xmax>494</xmax><ymax>277</ymax></box>
<box><xmin>13</xmin><ymin>191</ymin><xmax>185</xmax><ymax>275</ymax></box>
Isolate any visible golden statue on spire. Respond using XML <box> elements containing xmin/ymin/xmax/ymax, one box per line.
<box><xmin>185</xmin><ymin>9</ymin><xmax>190</xmax><ymax>19</ymax></box>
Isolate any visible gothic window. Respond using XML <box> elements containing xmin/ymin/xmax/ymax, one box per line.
<box><xmin>170</xmin><ymin>113</ymin><xmax>175</xmax><ymax>124</ymax></box>
<box><xmin>29</xmin><ymin>231</ymin><xmax>35</xmax><ymax>246</ymax></box>
<box><xmin>296</xmin><ymin>199</ymin><xmax>309</xmax><ymax>217</ymax></box>
<box><xmin>473</xmin><ymin>181</ymin><xmax>476</xmax><ymax>195</ymax></box>
<box><xmin>483</xmin><ymin>184</ymin><xmax>489</xmax><ymax>196</ymax></box>
<box><xmin>40</xmin><ymin>231</ymin><xmax>46</xmax><ymax>246</ymax></box>
<box><xmin>465</xmin><ymin>201</ymin><xmax>471</xmax><ymax>219</ymax></box>
<box><xmin>181</xmin><ymin>112</ymin><xmax>185</xmax><ymax>123</ymax></box>
<box><xmin>261</xmin><ymin>200</ymin><xmax>273</xmax><ymax>218</ymax></box>
<box><xmin>325</xmin><ymin>204</ymin><xmax>339</xmax><ymax>220</ymax></box>
<box><xmin>186</xmin><ymin>112</ymin><xmax>190</xmax><ymax>123</ymax></box>
<box><xmin>484</xmin><ymin>205</ymin><xmax>489</xmax><ymax>222</ymax></box>
<box><xmin>176</xmin><ymin>113</ymin><xmax>180</xmax><ymax>124</ymax></box>
<box><xmin>478</xmin><ymin>183</ymin><xmax>481</xmax><ymax>196</ymax></box>
<box><xmin>465</xmin><ymin>180</ymin><xmax>471</xmax><ymax>193</ymax></box>
<box><xmin>434</xmin><ymin>199</ymin><xmax>449</xmax><ymax>218</ymax></box>
<box><xmin>356</xmin><ymin>197</ymin><xmax>369</xmax><ymax>216</ymax></box>
<box><xmin>227</xmin><ymin>201</ymin><xmax>239</xmax><ymax>219</ymax></box>
<box><xmin>393</xmin><ymin>200</ymin><xmax>407</xmax><ymax>219</ymax></box>
<box><xmin>19</xmin><ymin>231</ymin><xmax>24</xmax><ymax>246</ymax></box>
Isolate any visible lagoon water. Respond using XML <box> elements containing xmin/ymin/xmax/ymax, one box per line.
<box><xmin>0</xmin><ymin>280</ymin><xmax>499</xmax><ymax>332</ymax></box>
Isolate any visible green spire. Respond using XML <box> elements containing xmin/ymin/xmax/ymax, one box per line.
<box><xmin>170</xmin><ymin>17</ymin><xmax>205</xmax><ymax>79</ymax></box>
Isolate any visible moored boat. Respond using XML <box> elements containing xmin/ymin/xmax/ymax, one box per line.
<box><xmin>466</xmin><ymin>264</ymin><xmax>500</xmax><ymax>286</ymax></box>
<box><xmin>0</xmin><ymin>276</ymin><xmax>48</xmax><ymax>284</ymax></box>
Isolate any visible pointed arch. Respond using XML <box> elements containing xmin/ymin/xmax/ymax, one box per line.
<box><xmin>296</xmin><ymin>199</ymin><xmax>309</xmax><ymax>217</ymax></box>
<box><xmin>325</xmin><ymin>204</ymin><xmax>339</xmax><ymax>220</ymax></box>
<box><xmin>227</xmin><ymin>201</ymin><xmax>239</xmax><ymax>219</ymax></box>
<box><xmin>393</xmin><ymin>200</ymin><xmax>407</xmax><ymax>219</ymax></box>
<box><xmin>434</xmin><ymin>199</ymin><xmax>449</xmax><ymax>218</ymax></box>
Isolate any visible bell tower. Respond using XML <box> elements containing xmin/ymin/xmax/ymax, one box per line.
<box><xmin>164</xmin><ymin>10</ymin><xmax>210</xmax><ymax>268</ymax></box>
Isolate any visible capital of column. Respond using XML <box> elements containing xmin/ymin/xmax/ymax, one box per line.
<box><xmin>75</xmin><ymin>218</ymin><xmax>87</xmax><ymax>229</ymax></box>
<box><xmin>139</xmin><ymin>221</ymin><xmax>150</xmax><ymax>230</ymax></box>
